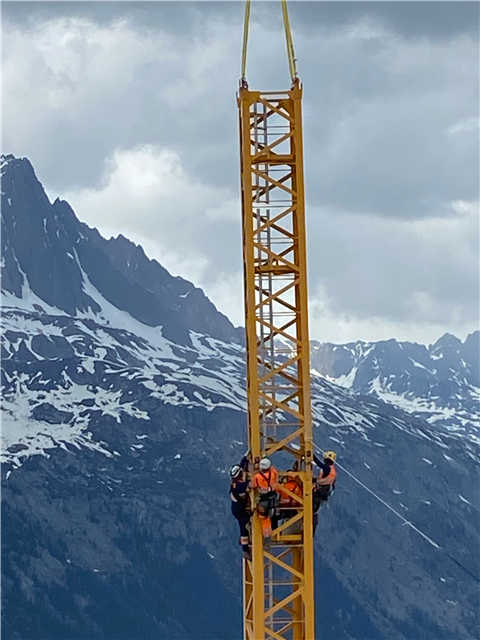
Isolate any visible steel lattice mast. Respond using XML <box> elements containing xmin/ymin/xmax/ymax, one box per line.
<box><xmin>237</xmin><ymin>4</ymin><xmax>316</xmax><ymax>635</ymax></box>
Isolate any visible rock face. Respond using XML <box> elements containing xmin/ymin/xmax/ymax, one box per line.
<box><xmin>311</xmin><ymin>332</ymin><xmax>480</xmax><ymax>439</ymax></box>
<box><xmin>1</xmin><ymin>154</ymin><xmax>479</xmax><ymax>640</ymax></box>
<box><xmin>1</xmin><ymin>154</ymin><xmax>241</xmax><ymax>347</ymax></box>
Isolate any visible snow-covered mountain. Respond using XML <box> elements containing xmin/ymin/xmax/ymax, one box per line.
<box><xmin>2</xmin><ymin>155</ymin><xmax>479</xmax><ymax>640</ymax></box>
<box><xmin>1</xmin><ymin>154</ymin><xmax>242</xmax><ymax>347</ymax></box>
<box><xmin>311</xmin><ymin>333</ymin><xmax>480</xmax><ymax>441</ymax></box>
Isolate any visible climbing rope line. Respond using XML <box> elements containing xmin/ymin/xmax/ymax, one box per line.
<box><xmin>240</xmin><ymin>0</ymin><xmax>251</xmax><ymax>81</ymax></box>
<box><xmin>240</xmin><ymin>0</ymin><xmax>298</xmax><ymax>83</ymax></box>
<box><xmin>280</xmin><ymin>0</ymin><xmax>298</xmax><ymax>80</ymax></box>
<box><xmin>313</xmin><ymin>443</ymin><xmax>480</xmax><ymax>583</ymax></box>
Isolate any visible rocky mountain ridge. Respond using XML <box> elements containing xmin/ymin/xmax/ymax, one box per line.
<box><xmin>311</xmin><ymin>332</ymin><xmax>479</xmax><ymax>441</ymax></box>
<box><xmin>1</xmin><ymin>154</ymin><xmax>242</xmax><ymax>347</ymax></box>
<box><xmin>3</xmin><ymin>299</ymin><xmax>479</xmax><ymax>640</ymax></box>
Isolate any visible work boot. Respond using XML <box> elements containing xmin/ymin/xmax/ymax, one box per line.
<box><xmin>263</xmin><ymin>535</ymin><xmax>272</xmax><ymax>549</ymax></box>
<box><xmin>242</xmin><ymin>548</ymin><xmax>252</xmax><ymax>561</ymax></box>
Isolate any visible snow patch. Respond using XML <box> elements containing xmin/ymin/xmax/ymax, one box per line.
<box><xmin>333</xmin><ymin>367</ymin><xmax>357</xmax><ymax>390</ymax></box>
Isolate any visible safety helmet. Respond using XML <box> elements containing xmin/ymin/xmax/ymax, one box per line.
<box><xmin>259</xmin><ymin>457</ymin><xmax>272</xmax><ymax>470</ymax></box>
<box><xmin>323</xmin><ymin>451</ymin><xmax>337</xmax><ymax>462</ymax></box>
<box><xmin>229</xmin><ymin>464</ymin><xmax>242</xmax><ymax>478</ymax></box>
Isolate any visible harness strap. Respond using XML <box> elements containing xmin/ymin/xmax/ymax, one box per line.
<box><xmin>260</xmin><ymin>470</ymin><xmax>273</xmax><ymax>492</ymax></box>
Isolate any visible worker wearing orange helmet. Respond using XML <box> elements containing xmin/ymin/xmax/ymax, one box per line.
<box><xmin>277</xmin><ymin>461</ymin><xmax>302</xmax><ymax>521</ymax></box>
<box><xmin>251</xmin><ymin>456</ymin><xmax>279</xmax><ymax>545</ymax></box>
<box><xmin>278</xmin><ymin>472</ymin><xmax>302</xmax><ymax>506</ymax></box>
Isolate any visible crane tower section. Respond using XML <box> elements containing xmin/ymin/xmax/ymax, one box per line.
<box><xmin>238</xmin><ymin>80</ymin><xmax>315</xmax><ymax>640</ymax></box>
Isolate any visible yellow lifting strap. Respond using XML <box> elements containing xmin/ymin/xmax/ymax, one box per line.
<box><xmin>241</xmin><ymin>0</ymin><xmax>298</xmax><ymax>83</ymax></box>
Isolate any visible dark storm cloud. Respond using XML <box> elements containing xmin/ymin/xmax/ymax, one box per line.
<box><xmin>289</xmin><ymin>2</ymin><xmax>480</xmax><ymax>41</ymax></box>
<box><xmin>3</xmin><ymin>2</ymin><xmax>478</xmax><ymax>217</ymax></box>
<box><xmin>300</xmin><ymin>32</ymin><xmax>479</xmax><ymax>218</ymax></box>
<box><xmin>3</xmin><ymin>1</ymin><xmax>479</xmax><ymax>40</ymax></box>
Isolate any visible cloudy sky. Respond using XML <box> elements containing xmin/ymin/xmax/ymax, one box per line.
<box><xmin>3</xmin><ymin>1</ymin><xmax>479</xmax><ymax>345</ymax></box>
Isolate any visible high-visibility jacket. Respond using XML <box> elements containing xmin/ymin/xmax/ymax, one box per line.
<box><xmin>278</xmin><ymin>475</ymin><xmax>302</xmax><ymax>505</ymax></box>
<box><xmin>317</xmin><ymin>463</ymin><xmax>337</xmax><ymax>486</ymax></box>
<box><xmin>252</xmin><ymin>467</ymin><xmax>278</xmax><ymax>494</ymax></box>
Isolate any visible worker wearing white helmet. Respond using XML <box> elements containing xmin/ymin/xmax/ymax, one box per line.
<box><xmin>229</xmin><ymin>459</ymin><xmax>252</xmax><ymax>560</ymax></box>
<box><xmin>251</xmin><ymin>456</ymin><xmax>279</xmax><ymax>545</ymax></box>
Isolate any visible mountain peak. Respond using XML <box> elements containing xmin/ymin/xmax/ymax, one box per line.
<box><xmin>1</xmin><ymin>153</ymin><xmax>16</xmax><ymax>171</ymax></box>
<box><xmin>432</xmin><ymin>332</ymin><xmax>462</xmax><ymax>347</ymax></box>
<box><xmin>1</xmin><ymin>155</ymin><xmax>241</xmax><ymax>346</ymax></box>
<box><xmin>1</xmin><ymin>153</ymin><xmax>35</xmax><ymax>178</ymax></box>
<box><xmin>310</xmin><ymin>331</ymin><xmax>479</xmax><ymax>435</ymax></box>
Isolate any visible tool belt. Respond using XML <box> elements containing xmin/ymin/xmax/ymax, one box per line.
<box><xmin>257</xmin><ymin>491</ymin><xmax>279</xmax><ymax>514</ymax></box>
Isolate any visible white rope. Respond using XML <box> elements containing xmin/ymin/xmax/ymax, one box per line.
<box><xmin>313</xmin><ymin>443</ymin><xmax>480</xmax><ymax>582</ymax></box>
<box><xmin>314</xmin><ymin>443</ymin><xmax>441</xmax><ymax>550</ymax></box>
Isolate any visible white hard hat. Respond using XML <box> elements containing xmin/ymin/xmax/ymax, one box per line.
<box><xmin>259</xmin><ymin>457</ymin><xmax>271</xmax><ymax>470</ymax></box>
<box><xmin>229</xmin><ymin>464</ymin><xmax>242</xmax><ymax>478</ymax></box>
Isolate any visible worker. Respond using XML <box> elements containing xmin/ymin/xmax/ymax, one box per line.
<box><xmin>229</xmin><ymin>463</ymin><xmax>252</xmax><ymax>560</ymax></box>
<box><xmin>277</xmin><ymin>462</ymin><xmax>302</xmax><ymax>521</ymax></box>
<box><xmin>313</xmin><ymin>450</ymin><xmax>337</xmax><ymax>533</ymax></box>
<box><xmin>251</xmin><ymin>457</ymin><xmax>279</xmax><ymax>545</ymax></box>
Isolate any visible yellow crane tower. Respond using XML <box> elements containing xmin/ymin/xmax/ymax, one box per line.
<box><xmin>237</xmin><ymin>2</ymin><xmax>316</xmax><ymax>639</ymax></box>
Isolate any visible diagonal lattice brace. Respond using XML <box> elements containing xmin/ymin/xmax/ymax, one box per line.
<box><xmin>254</xmin><ymin>279</ymin><xmax>298</xmax><ymax>312</ymax></box>
<box><xmin>264</xmin><ymin>552</ymin><xmax>304</xmax><ymax>580</ymax></box>
<box><xmin>251</xmin><ymin>131</ymin><xmax>293</xmax><ymax>162</ymax></box>
<box><xmin>265</xmin><ymin>428</ymin><xmax>305</xmax><ymax>458</ymax></box>
<box><xmin>257</xmin><ymin>97</ymin><xmax>294</xmax><ymax>123</ymax></box>
<box><xmin>264</xmin><ymin>587</ymin><xmax>304</xmax><ymax>620</ymax></box>
<box><xmin>258</xmin><ymin>354</ymin><xmax>300</xmax><ymax>383</ymax></box>
<box><xmin>253</xmin><ymin>243</ymin><xmax>299</xmax><ymax>274</ymax></box>
<box><xmin>251</xmin><ymin>167</ymin><xmax>295</xmax><ymax>197</ymax></box>
<box><xmin>257</xmin><ymin>205</ymin><xmax>296</xmax><ymax>234</ymax></box>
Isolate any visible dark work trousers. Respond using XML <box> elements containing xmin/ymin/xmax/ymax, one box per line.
<box><xmin>313</xmin><ymin>486</ymin><xmax>331</xmax><ymax>535</ymax></box>
<box><xmin>236</xmin><ymin>514</ymin><xmax>250</xmax><ymax>551</ymax></box>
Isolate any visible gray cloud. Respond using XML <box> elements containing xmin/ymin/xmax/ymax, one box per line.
<box><xmin>299</xmin><ymin>25</ymin><xmax>479</xmax><ymax>218</ymax></box>
<box><xmin>4</xmin><ymin>2</ymin><xmax>479</xmax><ymax>40</ymax></box>
<box><xmin>2</xmin><ymin>3</ymin><xmax>478</xmax><ymax>342</ymax></box>
<box><xmin>289</xmin><ymin>1</ymin><xmax>480</xmax><ymax>41</ymax></box>
<box><xmin>3</xmin><ymin>3</ymin><xmax>478</xmax><ymax>219</ymax></box>
<box><xmin>306</xmin><ymin>204</ymin><xmax>479</xmax><ymax>325</ymax></box>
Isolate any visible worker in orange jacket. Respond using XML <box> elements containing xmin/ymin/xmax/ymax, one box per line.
<box><xmin>313</xmin><ymin>450</ymin><xmax>337</xmax><ymax>533</ymax></box>
<box><xmin>277</xmin><ymin>463</ymin><xmax>303</xmax><ymax>521</ymax></box>
<box><xmin>251</xmin><ymin>457</ymin><xmax>279</xmax><ymax>544</ymax></box>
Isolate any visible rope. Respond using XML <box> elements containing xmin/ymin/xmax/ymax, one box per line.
<box><xmin>443</xmin><ymin>551</ymin><xmax>480</xmax><ymax>583</ymax></box>
<box><xmin>241</xmin><ymin>0</ymin><xmax>251</xmax><ymax>81</ymax></box>
<box><xmin>281</xmin><ymin>0</ymin><xmax>298</xmax><ymax>81</ymax></box>
<box><xmin>314</xmin><ymin>444</ymin><xmax>480</xmax><ymax>583</ymax></box>
<box><xmin>240</xmin><ymin>0</ymin><xmax>298</xmax><ymax>84</ymax></box>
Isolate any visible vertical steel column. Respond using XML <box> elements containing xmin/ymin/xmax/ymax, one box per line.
<box><xmin>238</xmin><ymin>82</ymin><xmax>315</xmax><ymax>640</ymax></box>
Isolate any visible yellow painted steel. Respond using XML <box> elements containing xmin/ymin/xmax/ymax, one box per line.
<box><xmin>237</xmin><ymin>12</ymin><xmax>316</xmax><ymax>633</ymax></box>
